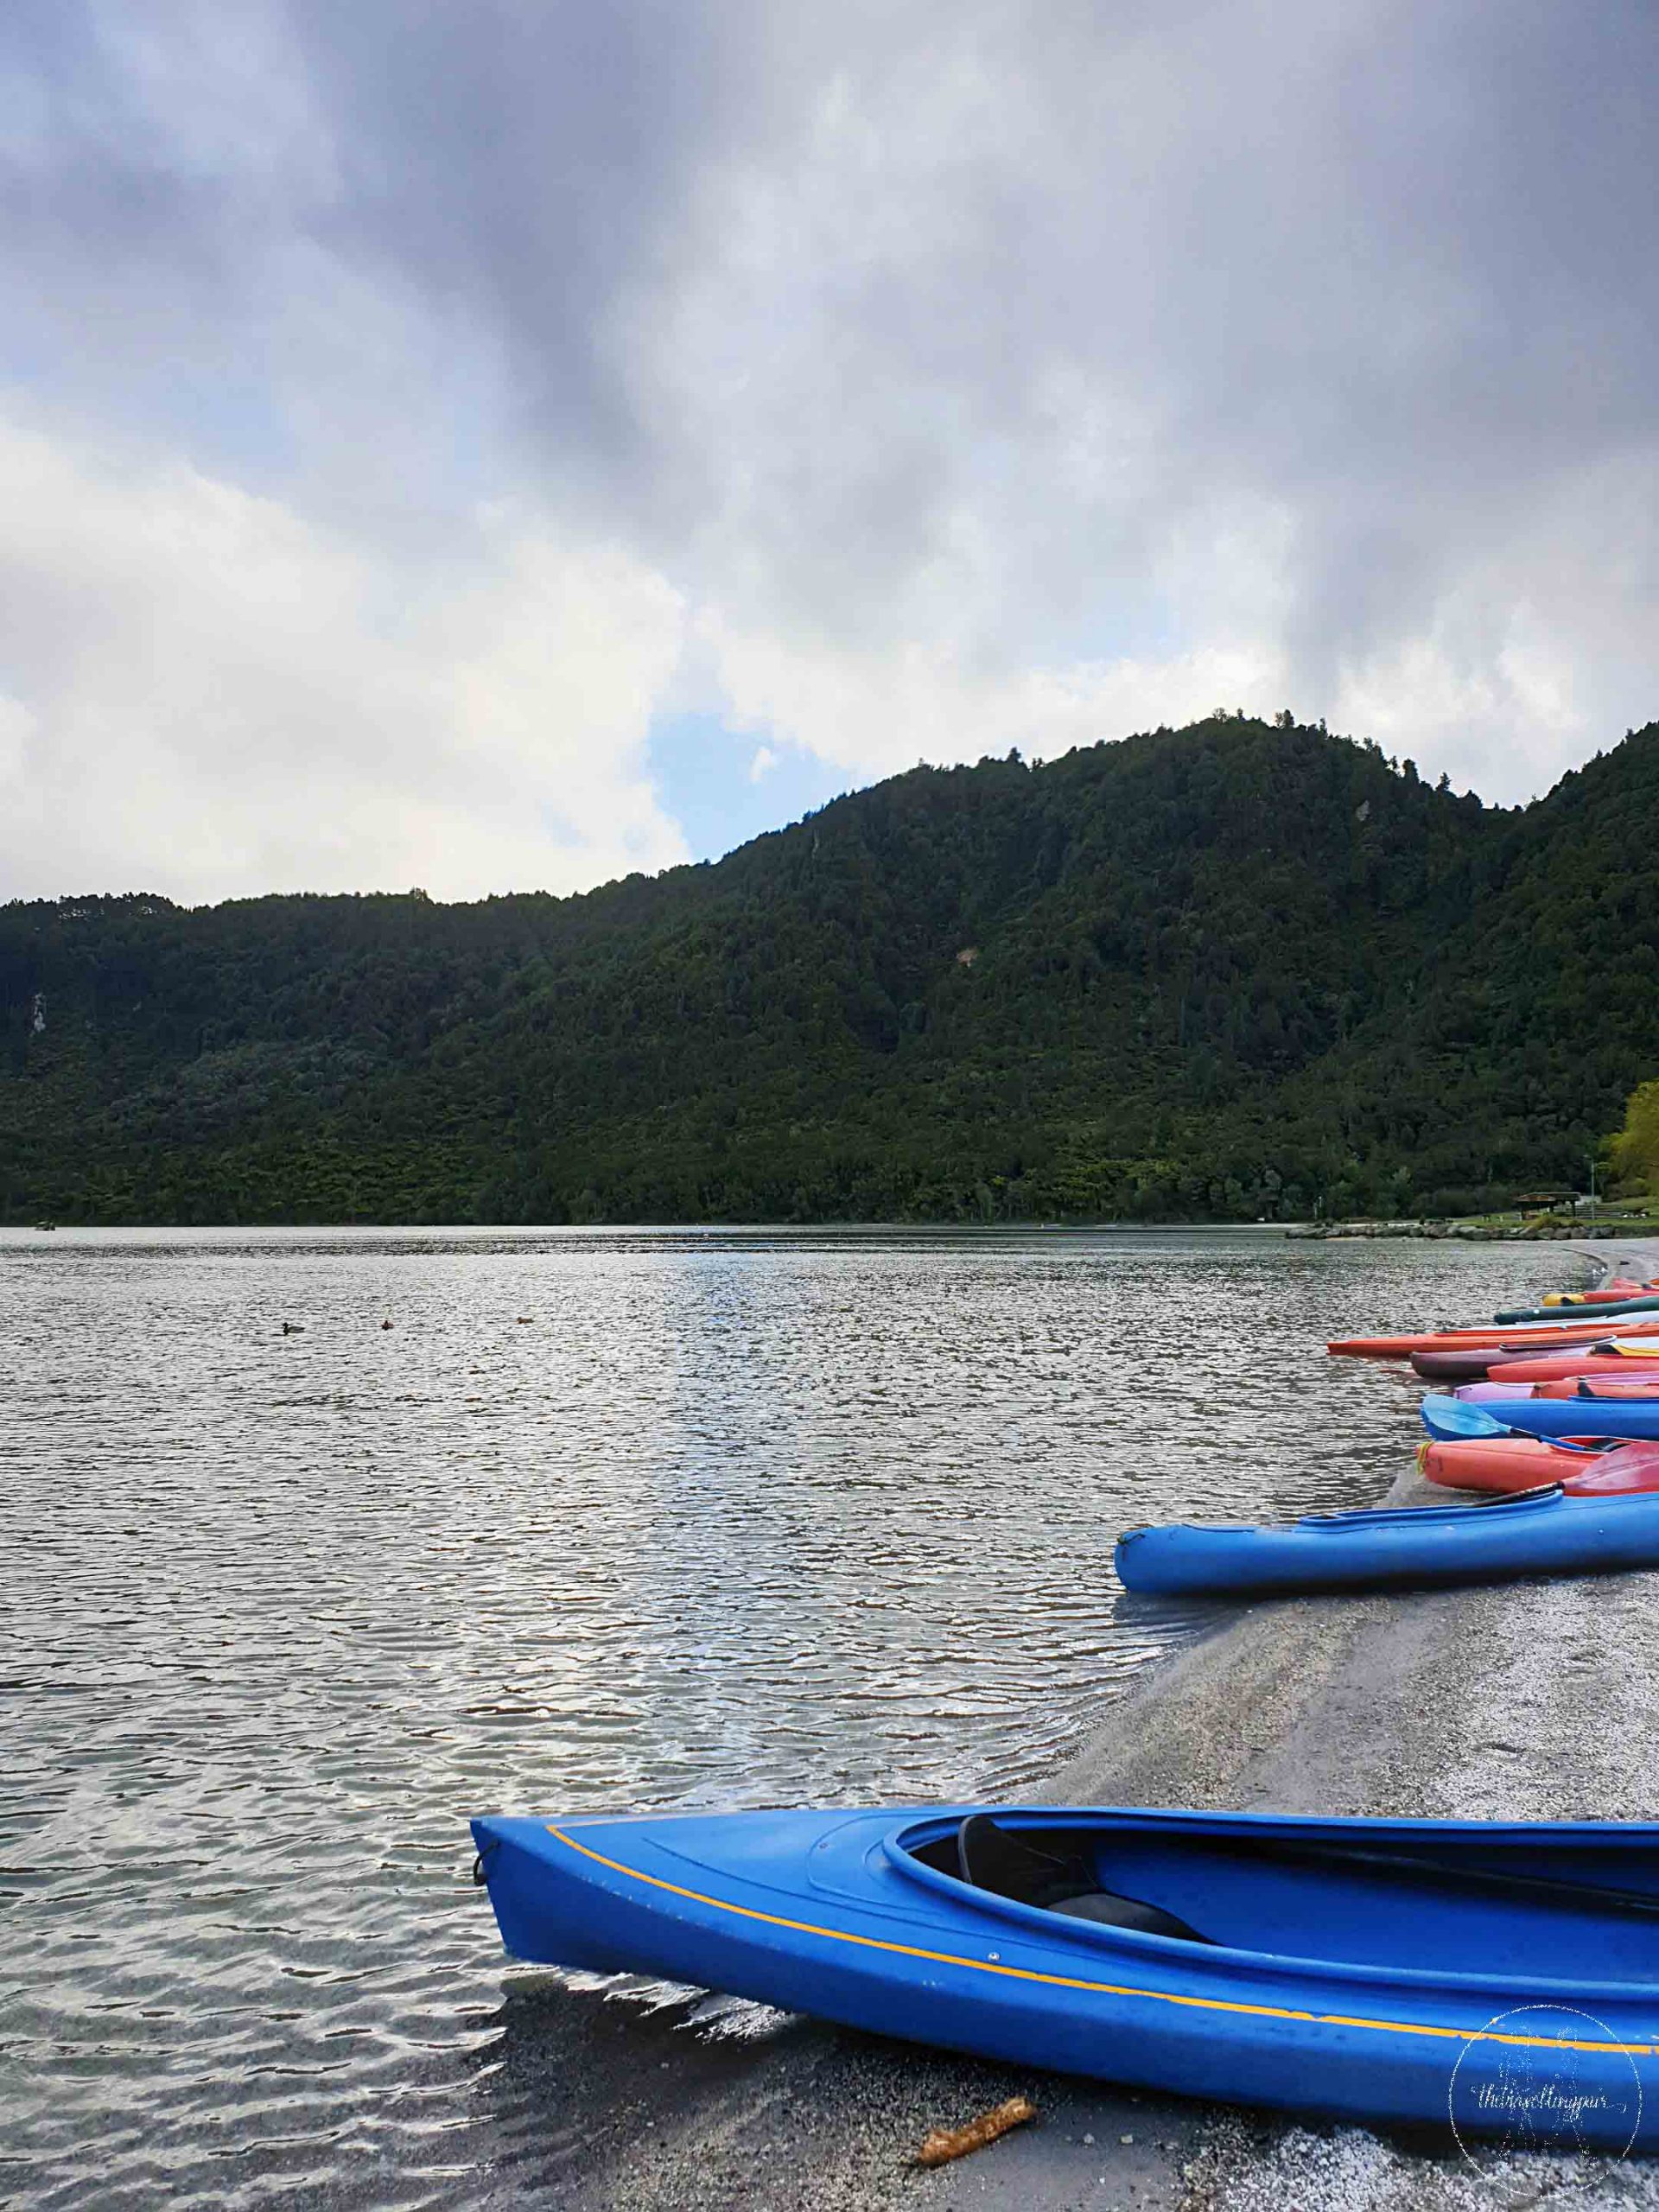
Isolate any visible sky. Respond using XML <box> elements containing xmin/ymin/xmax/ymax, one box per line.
<box><xmin>3</xmin><ymin>1</ymin><xmax>1657</xmax><ymax>905</ymax></box>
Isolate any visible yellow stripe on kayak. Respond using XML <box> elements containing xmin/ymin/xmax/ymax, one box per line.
<box><xmin>544</xmin><ymin>1825</ymin><xmax>1654</xmax><ymax>2057</ymax></box>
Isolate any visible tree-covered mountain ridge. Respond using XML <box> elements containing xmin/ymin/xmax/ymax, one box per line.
<box><xmin>5</xmin><ymin>715</ymin><xmax>1656</xmax><ymax>1224</ymax></box>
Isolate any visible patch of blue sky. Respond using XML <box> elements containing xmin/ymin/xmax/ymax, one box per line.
<box><xmin>1040</xmin><ymin>594</ymin><xmax>1185</xmax><ymax>672</ymax></box>
<box><xmin>151</xmin><ymin>369</ymin><xmax>300</xmax><ymax>484</ymax></box>
<box><xmin>646</xmin><ymin>712</ymin><xmax>862</xmax><ymax>864</ymax></box>
<box><xmin>1</xmin><ymin>317</ymin><xmax>302</xmax><ymax>487</ymax></box>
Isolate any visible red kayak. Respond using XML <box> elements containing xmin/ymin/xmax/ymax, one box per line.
<box><xmin>1496</xmin><ymin>1346</ymin><xmax>1659</xmax><ymax>1383</ymax></box>
<box><xmin>1421</xmin><ymin>1437</ymin><xmax>1659</xmax><ymax>1495</ymax></box>
<box><xmin>1332</xmin><ymin>1319</ymin><xmax>1659</xmax><ymax>1358</ymax></box>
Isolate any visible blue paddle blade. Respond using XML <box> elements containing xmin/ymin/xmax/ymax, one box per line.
<box><xmin>1421</xmin><ymin>1395</ymin><xmax>1510</xmax><ymax>1440</ymax></box>
<box><xmin>1420</xmin><ymin>1394</ymin><xmax>1609</xmax><ymax>1453</ymax></box>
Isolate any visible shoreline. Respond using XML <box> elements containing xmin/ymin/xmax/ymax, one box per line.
<box><xmin>524</xmin><ymin>1237</ymin><xmax>1659</xmax><ymax>2210</ymax></box>
<box><xmin>1012</xmin><ymin>1231</ymin><xmax>1659</xmax><ymax>2209</ymax></box>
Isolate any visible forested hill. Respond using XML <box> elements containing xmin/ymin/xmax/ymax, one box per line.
<box><xmin>4</xmin><ymin>715</ymin><xmax>1657</xmax><ymax>1225</ymax></box>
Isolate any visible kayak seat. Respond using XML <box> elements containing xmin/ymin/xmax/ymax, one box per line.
<box><xmin>956</xmin><ymin>1815</ymin><xmax>1211</xmax><ymax>1942</ymax></box>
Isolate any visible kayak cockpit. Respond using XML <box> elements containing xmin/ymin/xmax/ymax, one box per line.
<box><xmin>888</xmin><ymin>1810</ymin><xmax>1659</xmax><ymax>1985</ymax></box>
<box><xmin>903</xmin><ymin>1812</ymin><xmax>1213</xmax><ymax>1941</ymax></box>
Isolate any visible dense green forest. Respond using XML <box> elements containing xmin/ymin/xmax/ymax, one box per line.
<box><xmin>3</xmin><ymin>715</ymin><xmax>1656</xmax><ymax>1225</ymax></box>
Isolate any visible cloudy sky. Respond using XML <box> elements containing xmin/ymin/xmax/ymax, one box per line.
<box><xmin>3</xmin><ymin>2</ymin><xmax>1656</xmax><ymax>903</ymax></box>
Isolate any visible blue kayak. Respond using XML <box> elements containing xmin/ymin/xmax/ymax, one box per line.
<box><xmin>472</xmin><ymin>1802</ymin><xmax>1659</xmax><ymax>2145</ymax></box>
<box><xmin>1423</xmin><ymin>1392</ymin><xmax>1659</xmax><ymax>1444</ymax></box>
<box><xmin>1115</xmin><ymin>1484</ymin><xmax>1659</xmax><ymax>1594</ymax></box>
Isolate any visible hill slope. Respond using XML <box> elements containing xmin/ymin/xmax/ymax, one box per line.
<box><xmin>3</xmin><ymin>715</ymin><xmax>1656</xmax><ymax>1224</ymax></box>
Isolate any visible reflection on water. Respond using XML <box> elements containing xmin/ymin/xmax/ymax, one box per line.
<box><xmin>0</xmin><ymin>1225</ymin><xmax>1580</xmax><ymax>2206</ymax></box>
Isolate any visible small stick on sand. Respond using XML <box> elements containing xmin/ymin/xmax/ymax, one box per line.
<box><xmin>914</xmin><ymin>2095</ymin><xmax>1037</xmax><ymax>2168</ymax></box>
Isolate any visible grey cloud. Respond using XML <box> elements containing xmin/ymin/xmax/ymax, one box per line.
<box><xmin>290</xmin><ymin>0</ymin><xmax>753</xmax><ymax>508</ymax></box>
<box><xmin>3</xmin><ymin>0</ymin><xmax>1659</xmax><ymax>838</ymax></box>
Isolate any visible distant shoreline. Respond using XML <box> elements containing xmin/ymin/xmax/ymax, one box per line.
<box><xmin>9</xmin><ymin>1212</ymin><xmax>1646</xmax><ymax>1236</ymax></box>
<box><xmin>0</xmin><ymin>1216</ymin><xmax>1306</xmax><ymax>1237</ymax></box>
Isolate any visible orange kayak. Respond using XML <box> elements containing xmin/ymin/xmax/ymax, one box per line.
<box><xmin>1421</xmin><ymin>1436</ymin><xmax>1659</xmax><ymax>1495</ymax></box>
<box><xmin>1534</xmin><ymin>1376</ymin><xmax>1659</xmax><ymax>1400</ymax></box>
<box><xmin>1420</xmin><ymin>1435</ymin><xmax>1603</xmax><ymax>1491</ymax></box>
<box><xmin>1331</xmin><ymin>1318</ymin><xmax>1659</xmax><ymax>1358</ymax></box>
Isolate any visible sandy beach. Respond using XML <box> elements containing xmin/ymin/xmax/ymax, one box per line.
<box><xmin>535</xmin><ymin>1236</ymin><xmax>1659</xmax><ymax>2210</ymax></box>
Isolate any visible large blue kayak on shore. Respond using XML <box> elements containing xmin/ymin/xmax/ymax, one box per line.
<box><xmin>1423</xmin><ymin>1392</ymin><xmax>1659</xmax><ymax>1443</ymax></box>
<box><xmin>1114</xmin><ymin>1484</ymin><xmax>1659</xmax><ymax>1595</ymax></box>
<box><xmin>473</xmin><ymin>1802</ymin><xmax>1659</xmax><ymax>2145</ymax></box>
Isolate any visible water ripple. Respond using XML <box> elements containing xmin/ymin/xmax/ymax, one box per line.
<box><xmin>0</xmin><ymin>1225</ymin><xmax>1579</xmax><ymax>2206</ymax></box>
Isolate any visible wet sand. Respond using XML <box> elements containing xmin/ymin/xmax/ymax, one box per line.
<box><xmin>512</xmin><ymin>1239</ymin><xmax>1659</xmax><ymax>2209</ymax></box>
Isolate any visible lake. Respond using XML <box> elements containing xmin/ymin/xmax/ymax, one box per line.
<box><xmin>0</xmin><ymin>1225</ymin><xmax>1585</xmax><ymax>2207</ymax></box>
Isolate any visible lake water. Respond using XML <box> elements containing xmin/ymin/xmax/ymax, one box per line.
<box><xmin>0</xmin><ymin>1226</ymin><xmax>1586</xmax><ymax>2208</ymax></box>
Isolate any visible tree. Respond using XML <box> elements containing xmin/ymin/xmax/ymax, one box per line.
<box><xmin>1609</xmin><ymin>1078</ymin><xmax>1659</xmax><ymax>1193</ymax></box>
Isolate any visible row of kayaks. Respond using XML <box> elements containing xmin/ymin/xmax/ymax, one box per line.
<box><xmin>1116</xmin><ymin>1275</ymin><xmax>1659</xmax><ymax>1598</ymax></box>
<box><xmin>472</xmin><ymin>1263</ymin><xmax>1659</xmax><ymax>2151</ymax></box>
<box><xmin>1329</xmin><ymin>1270</ymin><xmax>1659</xmax><ymax>1358</ymax></box>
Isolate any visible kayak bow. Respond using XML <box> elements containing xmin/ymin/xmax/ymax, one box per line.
<box><xmin>473</xmin><ymin>1802</ymin><xmax>1659</xmax><ymax>2146</ymax></box>
<box><xmin>1114</xmin><ymin>1485</ymin><xmax>1659</xmax><ymax>1596</ymax></box>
